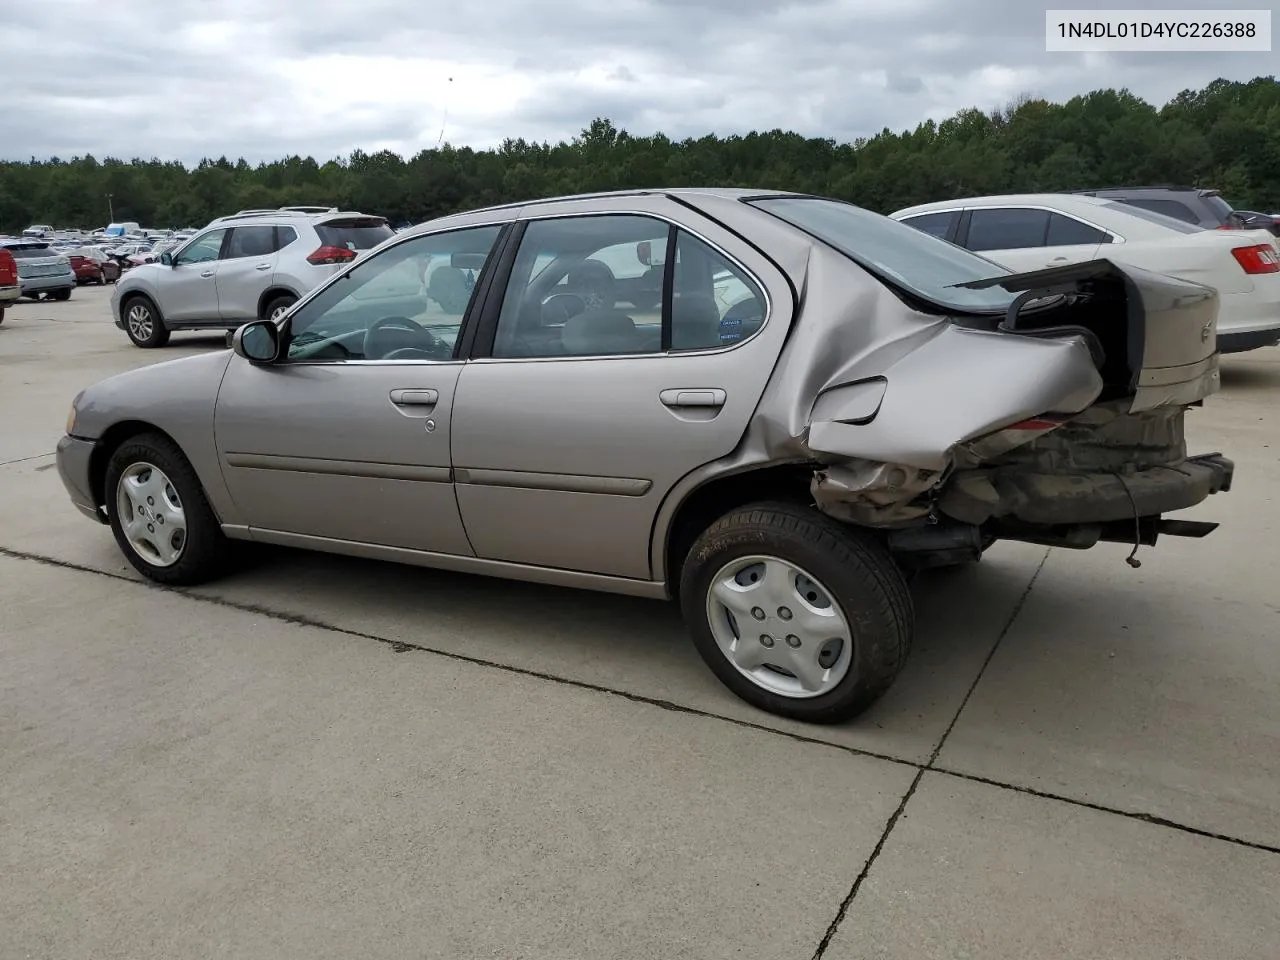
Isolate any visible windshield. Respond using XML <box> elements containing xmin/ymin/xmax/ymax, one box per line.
<box><xmin>748</xmin><ymin>196</ymin><xmax>1017</xmax><ymax>313</ymax></box>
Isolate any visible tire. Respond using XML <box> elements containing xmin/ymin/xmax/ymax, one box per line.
<box><xmin>263</xmin><ymin>293</ymin><xmax>297</xmax><ymax>322</ymax></box>
<box><xmin>679</xmin><ymin>501</ymin><xmax>914</xmax><ymax>724</ymax></box>
<box><xmin>0</xmin><ymin>304</ymin><xmax>5</xmax><ymax>325</ymax></box>
<box><xmin>98</xmin><ymin>269</ymin><xmax>106</xmax><ymax>285</ymax></box>
<box><xmin>52</xmin><ymin>288</ymin><xmax>72</xmax><ymax>301</ymax></box>
<box><xmin>122</xmin><ymin>295</ymin><xmax>170</xmax><ymax>347</ymax></box>
<box><xmin>104</xmin><ymin>432</ymin><xmax>233</xmax><ymax>585</ymax></box>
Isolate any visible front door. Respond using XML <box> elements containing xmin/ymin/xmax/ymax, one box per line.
<box><xmin>214</xmin><ymin>223</ymin><xmax>507</xmax><ymax>554</ymax></box>
<box><xmin>450</xmin><ymin>202</ymin><xmax>791</xmax><ymax>581</ymax></box>
<box><xmin>215</xmin><ymin>224</ymin><xmax>282</xmax><ymax>323</ymax></box>
<box><xmin>163</xmin><ymin>228</ymin><xmax>228</xmax><ymax>321</ymax></box>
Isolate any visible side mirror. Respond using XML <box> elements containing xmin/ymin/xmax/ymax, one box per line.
<box><xmin>160</xmin><ymin>252</ymin><xmax>173</xmax><ymax>266</ymax></box>
<box><xmin>231</xmin><ymin>320</ymin><xmax>282</xmax><ymax>364</ymax></box>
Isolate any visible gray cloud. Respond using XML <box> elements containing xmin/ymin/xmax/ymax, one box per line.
<box><xmin>3</xmin><ymin>0</ymin><xmax>1264</xmax><ymax>163</ymax></box>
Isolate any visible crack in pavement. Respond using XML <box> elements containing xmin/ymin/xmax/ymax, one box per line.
<box><xmin>2</xmin><ymin>543</ymin><xmax>1277</xmax><ymax>894</ymax></box>
<box><xmin>0</xmin><ymin>452</ymin><xmax>55</xmax><ymax>467</ymax></box>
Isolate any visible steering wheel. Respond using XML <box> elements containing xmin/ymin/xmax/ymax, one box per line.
<box><xmin>540</xmin><ymin>292</ymin><xmax>587</xmax><ymax>324</ymax></box>
<box><xmin>363</xmin><ymin>315</ymin><xmax>444</xmax><ymax>360</ymax></box>
<box><xmin>566</xmin><ymin>259</ymin><xmax>617</xmax><ymax>310</ymax></box>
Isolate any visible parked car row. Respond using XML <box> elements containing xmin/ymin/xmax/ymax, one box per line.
<box><xmin>892</xmin><ymin>186</ymin><xmax>1280</xmax><ymax>353</ymax></box>
<box><xmin>57</xmin><ymin>187</ymin><xmax>1235</xmax><ymax>725</ymax></box>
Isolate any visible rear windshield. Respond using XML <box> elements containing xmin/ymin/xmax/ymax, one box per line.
<box><xmin>1102</xmin><ymin>202</ymin><xmax>1203</xmax><ymax>234</ymax></box>
<box><xmin>3</xmin><ymin>245</ymin><xmax>54</xmax><ymax>258</ymax></box>
<box><xmin>315</xmin><ymin>219</ymin><xmax>394</xmax><ymax>251</ymax></box>
<box><xmin>1201</xmin><ymin>194</ymin><xmax>1234</xmax><ymax>220</ymax></box>
<box><xmin>747</xmin><ymin>196</ymin><xmax>1017</xmax><ymax>313</ymax></box>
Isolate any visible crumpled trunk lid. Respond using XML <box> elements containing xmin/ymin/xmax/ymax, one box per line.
<box><xmin>954</xmin><ymin>258</ymin><xmax>1220</xmax><ymax>412</ymax></box>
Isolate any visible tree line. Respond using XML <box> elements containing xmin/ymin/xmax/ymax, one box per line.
<box><xmin>1</xmin><ymin>76</ymin><xmax>1277</xmax><ymax>233</ymax></box>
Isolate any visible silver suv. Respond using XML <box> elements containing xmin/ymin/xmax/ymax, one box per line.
<box><xmin>111</xmin><ymin>206</ymin><xmax>393</xmax><ymax>347</ymax></box>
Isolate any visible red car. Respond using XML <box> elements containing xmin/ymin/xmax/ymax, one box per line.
<box><xmin>0</xmin><ymin>246</ymin><xmax>18</xmax><ymax>324</ymax></box>
<box><xmin>69</xmin><ymin>248</ymin><xmax>121</xmax><ymax>285</ymax></box>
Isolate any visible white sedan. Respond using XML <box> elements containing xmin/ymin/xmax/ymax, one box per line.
<box><xmin>891</xmin><ymin>193</ymin><xmax>1280</xmax><ymax>353</ymax></box>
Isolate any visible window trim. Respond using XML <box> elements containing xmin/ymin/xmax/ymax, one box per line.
<box><xmin>277</xmin><ymin>221</ymin><xmax>514</xmax><ymax>368</ymax></box>
<box><xmin>464</xmin><ymin>209</ymin><xmax>773</xmax><ymax>364</ymax></box>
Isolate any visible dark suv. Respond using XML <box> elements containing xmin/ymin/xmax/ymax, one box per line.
<box><xmin>1067</xmin><ymin>186</ymin><xmax>1280</xmax><ymax>237</ymax></box>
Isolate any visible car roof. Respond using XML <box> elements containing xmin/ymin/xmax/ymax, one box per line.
<box><xmin>891</xmin><ymin>194</ymin><xmax>1116</xmax><ymax>218</ymax></box>
<box><xmin>204</xmin><ymin>206</ymin><xmax>384</xmax><ymax>227</ymax></box>
<box><xmin>397</xmin><ymin>187</ymin><xmax>805</xmax><ymax>236</ymax></box>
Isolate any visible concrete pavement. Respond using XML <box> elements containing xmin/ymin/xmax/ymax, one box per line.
<box><xmin>1</xmin><ymin>286</ymin><xmax>1276</xmax><ymax>958</ymax></box>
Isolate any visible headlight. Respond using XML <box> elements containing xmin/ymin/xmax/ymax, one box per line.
<box><xmin>66</xmin><ymin>404</ymin><xmax>77</xmax><ymax>435</ymax></box>
<box><xmin>57</xmin><ymin>257</ymin><xmax>70</xmax><ymax>266</ymax></box>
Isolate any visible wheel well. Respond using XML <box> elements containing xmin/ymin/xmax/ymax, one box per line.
<box><xmin>663</xmin><ymin>463</ymin><xmax>816</xmax><ymax>597</ymax></box>
<box><xmin>257</xmin><ymin>287</ymin><xmax>298</xmax><ymax>319</ymax></box>
<box><xmin>88</xmin><ymin>420</ymin><xmax>176</xmax><ymax>507</ymax></box>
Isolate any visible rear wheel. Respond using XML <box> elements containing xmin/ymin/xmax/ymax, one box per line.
<box><xmin>123</xmin><ymin>295</ymin><xmax>170</xmax><ymax>347</ymax></box>
<box><xmin>679</xmin><ymin>502</ymin><xmax>914</xmax><ymax>724</ymax></box>
<box><xmin>52</xmin><ymin>288</ymin><xmax>72</xmax><ymax>301</ymax></box>
<box><xmin>104</xmin><ymin>433</ymin><xmax>233</xmax><ymax>585</ymax></box>
<box><xmin>263</xmin><ymin>293</ymin><xmax>297</xmax><ymax>323</ymax></box>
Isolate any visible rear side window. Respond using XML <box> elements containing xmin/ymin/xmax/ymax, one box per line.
<box><xmin>900</xmin><ymin>211</ymin><xmax>958</xmax><ymax>241</ymax></box>
<box><xmin>225</xmin><ymin>225</ymin><xmax>278</xmax><ymax>258</ymax></box>
<box><xmin>315</xmin><ymin>218</ymin><xmax>394</xmax><ymax>251</ymax></box>
<box><xmin>1046</xmin><ymin>214</ymin><xmax>1112</xmax><ymax>246</ymax></box>
<box><xmin>965</xmin><ymin>208</ymin><xmax>1050</xmax><ymax>251</ymax></box>
<box><xmin>1121</xmin><ymin>198</ymin><xmax>1201</xmax><ymax>224</ymax></box>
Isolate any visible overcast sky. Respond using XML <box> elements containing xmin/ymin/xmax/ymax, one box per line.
<box><xmin>6</xmin><ymin>0</ymin><xmax>1268</xmax><ymax>164</ymax></box>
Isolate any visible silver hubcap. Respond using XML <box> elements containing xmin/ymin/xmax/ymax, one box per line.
<box><xmin>115</xmin><ymin>462</ymin><xmax>187</xmax><ymax>567</ymax></box>
<box><xmin>126</xmin><ymin>304</ymin><xmax>152</xmax><ymax>340</ymax></box>
<box><xmin>705</xmin><ymin>555</ymin><xmax>853</xmax><ymax>698</ymax></box>
<box><xmin>270</xmin><ymin>303</ymin><xmax>291</xmax><ymax>321</ymax></box>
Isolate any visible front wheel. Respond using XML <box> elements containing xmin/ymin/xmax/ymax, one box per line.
<box><xmin>679</xmin><ymin>502</ymin><xmax>914</xmax><ymax>724</ymax></box>
<box><xmin>104</xmin><ymin>433</ymin><xmax>234</xmax><ymax>585</ymax></box>
<box><xmin>122</xmin><ymin>296</ymin><xmax>170</xmax><ymax>347</ymax></box>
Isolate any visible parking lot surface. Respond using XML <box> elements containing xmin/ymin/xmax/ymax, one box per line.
<box><xmin>2</xmin><ymin>287</ymin><xmax>1277</xmax><ymax>959</ymax></box>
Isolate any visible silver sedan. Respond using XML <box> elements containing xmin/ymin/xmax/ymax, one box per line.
<box><xmin>57</xmin><ymin>189</ymin><xmax>1233</xmax><ymax>724</ymax></box>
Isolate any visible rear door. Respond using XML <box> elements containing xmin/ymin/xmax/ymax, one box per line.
<box><xmin>162</xmin><ymin>228</ymin><xmax>228</xmax><ymax>321</ymax></box>
<box><xmin>449</xmin><ymin>197</ymin><xmax>793</xmax><ymax>581</ymax></box>
<box><xmin>216</xmin><ymin>224</ymin><xmax>284</xmax><ymax>323</ymax></box>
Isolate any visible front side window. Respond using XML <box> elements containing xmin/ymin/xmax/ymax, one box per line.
<box><xmin>965</xmin><ymin>208</ymin><xmax>1050</xmax><ymax>251</ymax></box>
<box><xmin>284</xmin><ymin>224</ymin><xmax>503</xmax><ymax>363</ymax></box>
<box><xmin>174</xmin><ymin>229</ymin><xmax>227</xmax><ymax>265</ymax></box>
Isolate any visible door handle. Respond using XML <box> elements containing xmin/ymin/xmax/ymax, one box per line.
<box><xmin>659</xmin><ymin>388</ymin><xmax>726</xmax><ymax>408</ymax></box>
<box><xmin>389</xmin><ymin>388</ymin><xmax>439</xmax><ymax>406</ymax></box>
<box><xmin>200</xmin><ymin>270</ymin><xmax>214</xmax><ymax>278</ymax></box>
<box><xmin>255</xmin><ymin>263</ymin><xmax>272</xmax><ymax>271</ymax></box>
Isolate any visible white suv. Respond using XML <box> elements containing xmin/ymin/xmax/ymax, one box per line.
<box><xmin>111</xmin><ymin>206</ymin><xmax>393</xmax><ymax>347</ymax></box>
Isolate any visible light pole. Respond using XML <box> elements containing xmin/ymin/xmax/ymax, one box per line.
<box><xmin>107</xmin><ymin>194</ymin><xmax>114</xmax><ymax>223</ymax></box>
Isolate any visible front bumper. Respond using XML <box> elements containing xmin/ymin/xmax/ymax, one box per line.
<box><xmin>19</xmin><ymin>273</ymin><xmax>75</xmax><ymax>296</ymax></box>
<box><xmin>56</xmin><ymin>435</ymin><xmax>107</xmax><ymax>524</ymax></box>
<box><xmin>940</xmin><ymin>452</ymin><xmax>1234</xmax><ymax>527</ymax></box>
